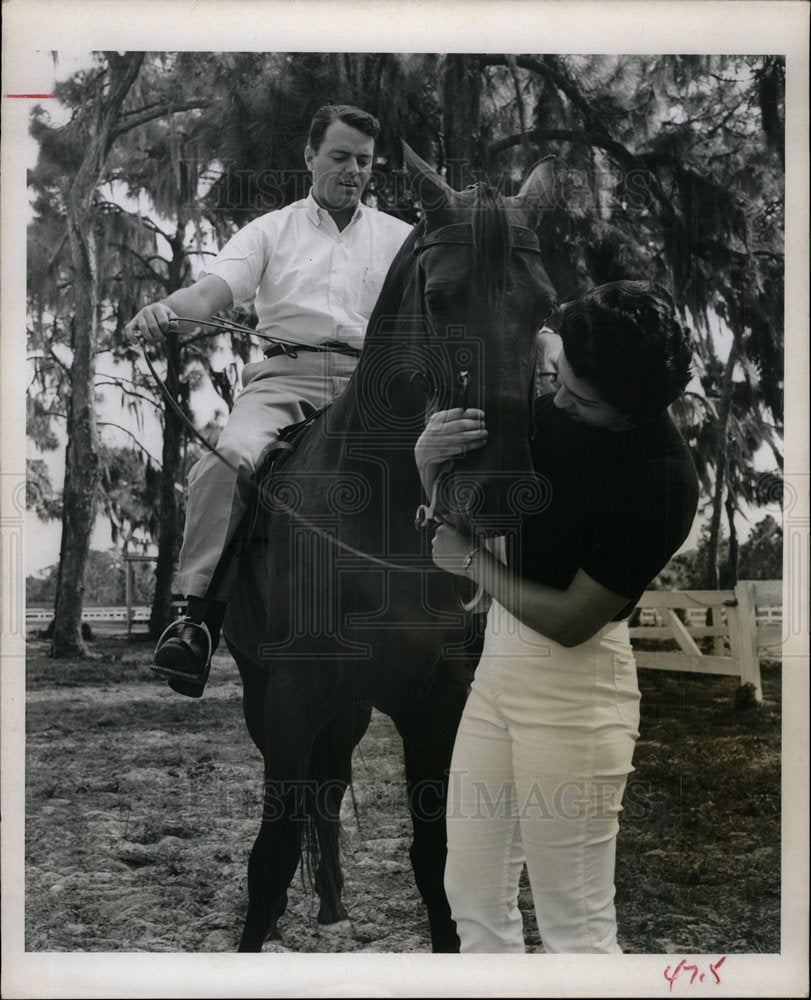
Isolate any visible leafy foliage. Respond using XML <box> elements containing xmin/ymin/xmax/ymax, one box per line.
<box><xmin>656</xmin><ymin>514</ymin><xmax>783</xmax><ymax>591</ymax></box>
<box><xmin>26</xmin><ymin>459</ymin><xmax>62</xmax><ymax>521</ymax></box>
<box><xmin>26</xmin><ymin>548</ymin><xmax>155</xmax><ymax>606</ymax></box>
<box><xmin>97</xmin><ymin>445</ymin><xmax>161</xmax><ymax>549</ymax></box>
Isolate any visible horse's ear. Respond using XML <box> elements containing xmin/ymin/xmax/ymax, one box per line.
<box><xmin>402</xmin><ymin>141</ymin><xmax>455</xmax><ymax>217</ymax></box>
<box><xmin>507</xmin><ymin>155</ymin><xmax>556</xmax><ymax>226</ymax></box>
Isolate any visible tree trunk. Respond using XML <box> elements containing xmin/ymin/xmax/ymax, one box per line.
<box><xmin>441</xmin><ymin>55</ymin><xmax>482</xmax><ymax>186</ymax></box>
<box><xmin>50</xmin><ymin>52</ymin><xmax>144</xmax><ymax>657</ymax></box>
<box><xmin>704</xmin><ymin>340</ymin><xmax>740</xmax><ymax>589</ymax></box>
<box><xmin>725</xmin><ymin>489</ymin><xmax>739</xmax><ymax>588</ymax></box>
<box><xmin>50</xmin><ymin>247</ymin><xmax>100</xmax><ymax>657</ymax></box>
<box><xmin>149</xmin><ymin>326</ymin><xmax>186</xmax><ymax>638</ymax></box>
<box><xmin>148</xmin><ymin>212</ymin><xmax>195</xmax><ymax>638</ymax></box>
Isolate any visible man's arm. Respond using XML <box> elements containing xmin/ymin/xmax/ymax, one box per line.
<box><xmin>431</xmin><ymin>526</ymin><xmax>629</xmax><ymax>646</ymax></box>
<box><xmin>125</xmin><ymin>274</ymin><xmax>234</xmax><ymax>347</ymax></box>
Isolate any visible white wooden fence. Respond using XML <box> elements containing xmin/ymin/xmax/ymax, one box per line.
<box><xmin>26</xmin><ymin>580</ymin><xmax>782</xmax><ymax>701</ymax></box>
<box><xmin>26</xmin><ymin>606</ymin><xmax>151</xmax><ymax>623</ymax></box>
<box><xmin>26</xmin><ymin>602</ymin><xmax>186</xmax><ymax>633</ymax></box>
<box><xmin>629</xmin><ymin>580</ymin><xmax>782</xmax><ymax>702</ymax></box>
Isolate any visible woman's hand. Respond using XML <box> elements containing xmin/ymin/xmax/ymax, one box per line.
<box><xmin>125</xmin><ymin>302</ymin><xmax>178</xmax><ymax>349</ymax></box>
<box><xmin>535</xmin><ymin>327</ymin><xmax>562</xmax><ymax>396</ymax></box>
<box><xmin>431</xmin><ymin>523</ymin><xmax>478</xmax><ymax>577</ymax></box>
<box><xmin>415</xmin><ymin>407</ymin><xmax>487</xmax><ymax>474</ymax></box>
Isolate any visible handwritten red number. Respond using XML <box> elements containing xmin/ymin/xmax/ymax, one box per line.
<box><xmin>664</xmin><ymin>956</ymin><xmax>726</xmax><ymax>991</ymax></box>
<box><xmin>664</xmin><ymin>959</ymin><xmax>686</xmax><ymax>991</ymax></box>
<box><xmin>709</xmin><ymin>956</ymin><xmax>726</xmax><ymax>984</ymax></box>
<box><xmin>684</xmin><ymin>963</ymin><xmax>700</xmax><ymax>984</ymax></box>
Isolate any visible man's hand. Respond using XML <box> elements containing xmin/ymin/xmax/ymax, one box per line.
<box><xmin>125</xmin><ymin>302</ymin><xmax>179</xmax><ymax>349</ymax></box>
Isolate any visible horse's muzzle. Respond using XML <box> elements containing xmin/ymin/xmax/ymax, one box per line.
<box><xmin>438</xmin><ymin>469</ymin><xmax>548</xmax><ymax>534</ymax></box>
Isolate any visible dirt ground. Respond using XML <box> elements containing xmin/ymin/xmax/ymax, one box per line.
<box><xmin>24</xmin><ymin>628</ymin><xmax>781</xmax><ymax>955</ymax></box>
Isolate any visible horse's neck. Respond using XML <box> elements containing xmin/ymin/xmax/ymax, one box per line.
<box><xmin>302</xmin><ymin>225</ymin><xmax>427</xmax><ymax>522</ymax></box>
<box><xmin>327</xmin><ymin>373</ymin><xmax>424</xmax><ymax>498</ymax></box>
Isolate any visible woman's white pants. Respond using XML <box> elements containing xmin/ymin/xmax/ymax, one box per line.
<box><xmin>444</xmin><ymin>601</ymin><xmax>640</xmax><ymax>953</ymax></box>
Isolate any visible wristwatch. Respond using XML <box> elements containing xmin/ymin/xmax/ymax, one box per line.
<box><xmin>463</xmin><ymin>546</ymin><xmax>480</xmax><ymax>571</ymax></box>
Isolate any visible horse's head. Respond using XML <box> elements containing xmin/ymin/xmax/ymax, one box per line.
<box><xmin>403</xmin><ymin>143</ymin><xmax>558</xmax><ymax>534</ymax></box>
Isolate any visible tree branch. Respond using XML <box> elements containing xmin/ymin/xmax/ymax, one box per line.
<box><xmin>95</xmin><ymin>380</ymin><xmax>160</xmax><ymax>409</ymax></box>
<box><xmin>488</xmin><ymin>126</ymin><xmax>588</xmax><ymax>158</ymax></box>
<box><xmin>482</xmin><ymin>55</ymin><xmax>678</xmax><ymax>224</ymax></box>
<box><xmin>99</xmin><ymin>205</ymin><xmax>175</xmax><ymax>245</ymax></box>
<box><xmin>47</xmin><ymin>233</ymin><xmax>69</xmax><ymax>270</ymax></box>
<box><xmin>99</xmin><ymin>53</ymin><xmax>146</xmax><ymax>160</ymax></box>
<box><xmin>111</xmin><ymin>100</ymin><xmax>209</xmax><ymax>140</ymax></box>
<box><xmin>113</xmin><ymin>244</ymin><xmax>170</xmax><ymax>289</ymax></box>
<box><xmin>97</xmin><ymin>421</ymin><xmax>162</xmax><ymax>465</ymax></box>
<box><xmin>47</xmin><ymin>344</ymin><xmax>72</xmax><ymax>376</ymax></box>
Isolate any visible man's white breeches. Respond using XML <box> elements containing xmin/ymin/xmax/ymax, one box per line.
<box><xmin>174</xmin><ymin>351</ymin><xmax>358</xmax><ymax>599</ymax></box>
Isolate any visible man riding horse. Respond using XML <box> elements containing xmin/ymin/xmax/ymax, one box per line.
<box><xmin>126</xmin><ymin>105</ymin><xmax>412</xmax><ymax>696</ymax></box>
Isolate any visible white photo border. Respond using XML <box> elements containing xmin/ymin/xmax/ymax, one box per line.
<box><xmin>2</xmin><ymin>2</ymin><xmax>808</xmax><ymax>997</ymax></box>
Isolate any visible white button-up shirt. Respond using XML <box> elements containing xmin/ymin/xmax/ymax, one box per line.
<box><xmin>205</xmin><ymin>191</ymin><xmax>412</xmax><ymax>351</ymax></box>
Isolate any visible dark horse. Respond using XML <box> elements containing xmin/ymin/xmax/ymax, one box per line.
<box><xmin>223</xmin><ymin>144</ymin><xmax>557</xmax><ymax>952</ymax></box>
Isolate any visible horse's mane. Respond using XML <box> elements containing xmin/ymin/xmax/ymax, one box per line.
<box><xmin>471</xmin><ymin>183</ymin><xmax>512</xmax><ymax>310</ymax></box>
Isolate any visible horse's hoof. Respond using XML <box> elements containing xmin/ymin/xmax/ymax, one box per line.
<box><xmin>317</xmin><ymin>918</ymin><xmax>353</xmax><ymax>937</ymax></box>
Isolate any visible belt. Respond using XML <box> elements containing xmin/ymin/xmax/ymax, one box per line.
<box><xmin>263</xmin><ymin>341</ymin><xmax>362</xmax><ymax>360</ymax></box>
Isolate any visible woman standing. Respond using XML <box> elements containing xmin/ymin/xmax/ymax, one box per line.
<box><xmin>415</xmin><ymin>281</ymin><xmax>699</xmax><ymax>953</ymax></box>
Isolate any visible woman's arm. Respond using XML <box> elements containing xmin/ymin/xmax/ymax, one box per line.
<box><xmin>431</xmin><ymin>524</ymin><xmax>628</xmax><ymax>647</ymax></box>
<box><xmin>416</xmin><ymin>407</ymin><xmax>628</xmax><ymax>645</ymax></box>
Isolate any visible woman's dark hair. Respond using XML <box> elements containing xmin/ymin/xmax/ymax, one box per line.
<box><xmin>307</xmin><ymin>104</ymin><xmax>380</xmax><ymax>152</ymax></box>
<box><xmin>559</xmin><ymin>280</ymin><xmax>693</xmax><ymax>423</ymax></box>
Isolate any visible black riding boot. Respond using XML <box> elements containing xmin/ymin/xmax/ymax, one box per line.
<box><xmin>152</xmin><ymin>597</ymin><xmax>227</xmax><ymax>698</ymax></box>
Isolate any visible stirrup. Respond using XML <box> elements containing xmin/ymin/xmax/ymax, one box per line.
<box><xmin>151</xmin><ymin>617</ymin><xmax>212</xmax><ymax>683</ymax></box>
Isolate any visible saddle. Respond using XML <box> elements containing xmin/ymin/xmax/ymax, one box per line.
<box><xmin>240</xmin><ymin>404</ymin><xmax>332</xmax><ymax>547</ymax></box>
<box><xmin>264</xmin><ymin>405</ymin><xmax>330</xmax><ymax>475</ymax></box>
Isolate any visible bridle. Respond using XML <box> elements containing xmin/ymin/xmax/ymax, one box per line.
<box><xmin>409</xmin><ymin>220</ymin><xmax>542</xmax><ymax>533</ymax></box>
<box><xmin>407</xmin><ymin>220</ymin><xmax>545</xmax><ymax>611</ymax></box>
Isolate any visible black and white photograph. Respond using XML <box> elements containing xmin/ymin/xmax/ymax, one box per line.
<box><xmin>1</xmin><ymin>1</ymin><xmax>808</xmax><ymax>997</ymax></box>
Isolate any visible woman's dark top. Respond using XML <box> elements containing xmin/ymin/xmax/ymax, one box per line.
<box><xmin>513</xmin><ymin>393</ymin><xmax>700</xmax><ymax>621</ymax></box>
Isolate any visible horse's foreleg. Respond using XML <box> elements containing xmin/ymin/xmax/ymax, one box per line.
<box><xmin>310</xmin><ymin>701</ymin><xmax>373</xmax><ymax>928</ymax></box>
<box><xmin>238</xmin><ymin>777</ymin><xmax>304</xmax><ymax>952</ymax></box>
<box><xmin>237</xmin><ymin>657</ymin><xmax>334</xmax><ymax>953</ymax></box>
<box><xmin>233</xmin><ymin>649</ymin><xmax>300</xmax><ymax>951</ymax></box>
<box><xmin>396</xmin><ymin>664</ymin><xmax>468</xmax><ymax>954</ymax></box>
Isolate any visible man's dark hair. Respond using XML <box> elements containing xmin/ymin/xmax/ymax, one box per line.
<box><xmin>560</xmin><ymin>280</ymin><xmax>693</xmax><ymax>423</ymax></box>
<box><xmin>307</xmin><ymin>104</ymin><xmax>380</xmax><ymax>152</ymax></box>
